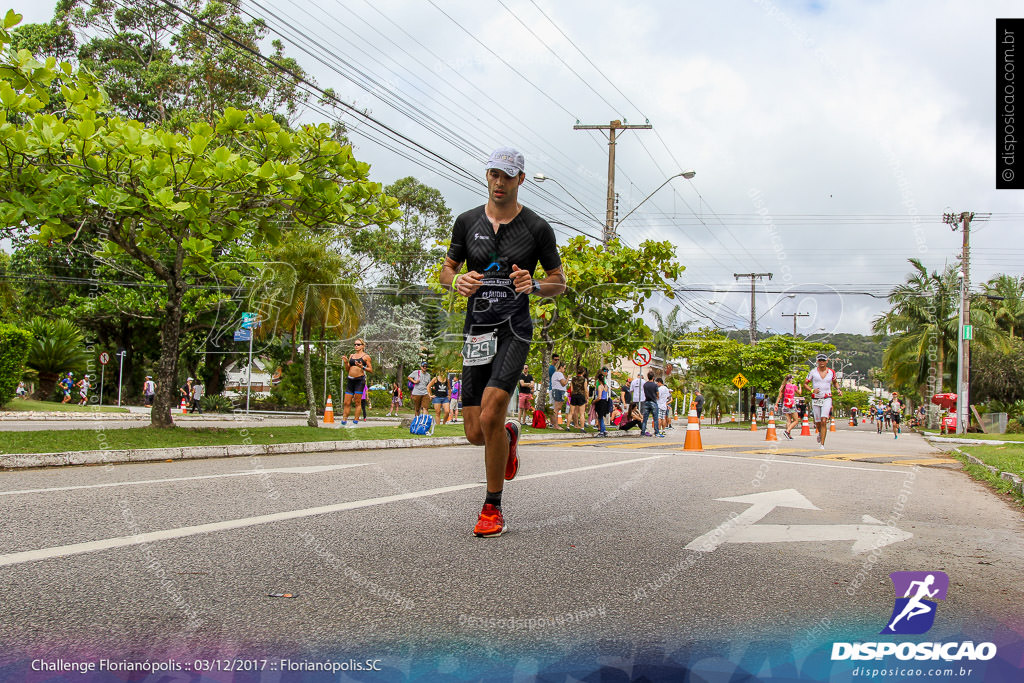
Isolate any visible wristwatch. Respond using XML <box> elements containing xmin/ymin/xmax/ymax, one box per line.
<box><xmin>531</xmin><ymin>279</ymin><xmax>541</xmax><ymax>295</ymax></box>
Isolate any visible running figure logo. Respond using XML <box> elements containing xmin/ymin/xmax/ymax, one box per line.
<box><xmin>483</xmin><ymin>251</ymin><xmax>504</xmax><ymax>273</ymax></box>
<box><xmin>881</xmin><ymin>571</ymin><xmax>949</xmax><ymax>635</ymax></box>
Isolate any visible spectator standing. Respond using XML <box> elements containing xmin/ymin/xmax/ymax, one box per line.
<box><xmin>640</xmin><ymin>372</ymin><xmax>664</xmax><ymax>437</ymax></box>
<box><xmin>568</xmin><ymin>367</ymin><xmax>587</xmax><ymax>431</ymax></box>
<box><xmin>593</xmin><ymin>371</ymin><xmax>612</xmax><ymax>436</ymax></box>
<box><xmin>143</xmin><ymin>375</ymin><xmax>156</xmax><ymax>407</ymax></box>
<box><xmin>549</xmin><ymin>362</ymin><xmax>567</xmax><ymax>429</ymax></box>
<box><xmin>407</xmin><ymin>362</ymin><xmax>431</xmax><ymax>416</ymax></box>
<box><xmin>517</xmin><ymin>364</ymin><xmax>534</xmax><ymax>423</ymax></box>
<box><xmin>657</xmin><ymin>378</ymin><xmax>671</xmax><ymax>431</ymax></box>
<box><xmin>695</xmin><ymin>389</ymin><xmax>705</xmax><ymax>420</ymax></box>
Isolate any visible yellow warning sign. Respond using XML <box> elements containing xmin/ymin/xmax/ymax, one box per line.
<box><xmin>732</xmin><ymin>373</ymin><xmax>749</xmax><ymax>389</ymax></box>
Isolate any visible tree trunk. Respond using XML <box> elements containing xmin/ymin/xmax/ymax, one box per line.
<box><xmin>303</xmin><ymin>338</ymin><xmax>318</xmax><ymax>428</ymax></box>
<box><xmin>33</xmin><ymin>371</ymin><xmax>58</xmax><ymax>401</ymax></box>
<box><xmin>151</xmin><ymin>285</ymin><xmax>187</xmax><ymax>428</ymax></box>
<box><xmin>537</xmin><ymin>313</ymin><xmax>557</xmax><ymax>415</ymax></box>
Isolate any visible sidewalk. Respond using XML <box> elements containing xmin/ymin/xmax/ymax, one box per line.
<box><xmin>0</xmin><ymin>428</ymin><xmax>633</xmax><ymax>470</ymax></box>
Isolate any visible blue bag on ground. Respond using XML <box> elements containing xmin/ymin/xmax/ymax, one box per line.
<box><xmin>409</xmin><ymin>414</ymin><xmax>434</xmax><ymax>435</ymax></box>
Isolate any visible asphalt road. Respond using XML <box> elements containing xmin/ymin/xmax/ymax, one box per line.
<box><xmin>1</xmin><ymin>425</ymin><xmax>1021</xmax><ymax>680</ymax></box>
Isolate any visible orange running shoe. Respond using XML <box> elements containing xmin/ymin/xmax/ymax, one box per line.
<box><xmin>473</xmin><ymin>503</ymin><xmax>507</xmax><ymax>537</ymax></box>
<box><xmin>504</xmin><ymin>418</ymin><xmax>521</xmax><ymax>481</ymax></box>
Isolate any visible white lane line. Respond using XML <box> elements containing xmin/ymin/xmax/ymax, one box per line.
<box><xmin>535</xmin><ymin>447</ymin><xmax>910</xmax><ymax>474</ymax></box>
<box><xmin>0</xmin><ymin>455</ymin><xmax>664</xmax><ymax>568</ymax></box>
<box><xmin>0</xmin><ymin>464</ymin><xmax>369</xmax><ymax>497</ymax></box>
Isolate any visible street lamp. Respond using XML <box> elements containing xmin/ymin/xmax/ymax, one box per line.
<box><xmin>756</xmin><ymin>294</ymin><xmax>796</xmax><ymax>322</ymax></box>
<box><xmin>532</xmin><ymin>173</ymin><xmax>604</xmax><ymax>228</ymax></box>
<box><xmin>534</xmin><ymin>170</ymin><xmax>696</xmax><ymax>244</ymax></box>
<box><xmin>613</xmin><ymin>171</ymin><xmax>696</xmax><ymax>240</ymax></box>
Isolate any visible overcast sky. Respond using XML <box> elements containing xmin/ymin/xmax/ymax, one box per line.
<box><xmin>11</xmin><ymin>1</ymin><xmax>1024</xmax><ymax>336</ymax></box>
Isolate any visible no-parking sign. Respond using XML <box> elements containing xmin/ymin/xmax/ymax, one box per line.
<box><xmin>632</xmin><ymin>347</ymin><xmax>652</xmax><ymax>366</ymax></box>
<box><xmin>99</xmin><ymin>352</ymin><xmax>110</xmax><ymax>365</ymax></box>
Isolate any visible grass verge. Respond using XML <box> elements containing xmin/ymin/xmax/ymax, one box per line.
<box><xmin>949</xmin><ymin>443</ymin><xmax>1024</xmax><ymax>506</ymax></box>
<box><xmin>922</xmin><ymin>431</ymin><xmax>1024</xmax><ymax>442</ymax></box>
<box><xmin>0</xmin><ymin>424</ymin><xmax>472</xmax><ymax>455</ymax></box>
<box><xmin>1</xmin><ymin>399</ymin><xmax>129</xmax><ymax>414</ymax></box>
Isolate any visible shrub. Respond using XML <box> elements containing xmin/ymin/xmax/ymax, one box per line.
<box><xmin>0</xmin><ymin>324</ymin><xmax>32</xmax><ymax>408</ymax></box>
<box><xmin>200</xmin><ymin>394</ymin><xmax>235</xmax><ymax>413</ymax></box>
<box><xmin>1006</xmin><ymin>419</ymin><xmax>1024</xmax><ymax>434</ymax></box>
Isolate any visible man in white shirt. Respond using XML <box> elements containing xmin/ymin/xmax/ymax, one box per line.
<box><xmin>629</xmin><ymin>373</ymin><xmax>644</xmax><ymax>412</ymax></box>
<box><xmin>656</xmin><ymin>378</ymin><xmax>672</xmax><ymax>431</ymax></box>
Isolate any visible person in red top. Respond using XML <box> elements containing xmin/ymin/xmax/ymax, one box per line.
<box><xmin>775</xmin><ymin>373</ymin><xmax>802</xmax><ymax>439</ymax></box>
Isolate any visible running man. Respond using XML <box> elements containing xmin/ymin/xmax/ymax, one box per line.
<box><xmin>60</xmin><ymin>372</ymin><xmax>74</xmax><ymax>404</ymax></box>
<box><xmin>339</xmin><ymin>338</ymin><xmax>372</xmax><ymax>426</ymax></box>
<box><xmin>887</xmin><ymin>574</ymin><xmax>940</xmax><ymax>632</ymax></box>
<box><xmin>440</xmin><ymin>147</ymin><xmax>565</xmax><ymax>537</ymax></box>
<box><xmin>804</xmin><ymin>354</ymin><xmax>842</xmax><ymax>449</ymax></box>
<box><xmin>889</xmin><ymin>391</ymin><xmax>903</xmax><ymax>440</ymax></box>
<box><xmin>75</xmin><ymin>374</ymin><xmax>90</xmax><ymax>406</ymax></box>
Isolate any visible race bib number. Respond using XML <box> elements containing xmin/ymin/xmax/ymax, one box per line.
<box><xmin>812</xmin><ymin>397</ymin><xmax>829</xmax><ymax>407</ymax></box>
<box><xmin>462</xmin><ymin>332</ymin><xmax>497</xmax><ymax>366</ymax></box>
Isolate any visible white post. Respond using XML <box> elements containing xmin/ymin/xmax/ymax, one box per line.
<box><xmin>99</xmin><ymin>364</ymin><xmax>105</xmax><ymax>407</ymax></box>
<box><xmin>116</xmin><ymin>351</ymin><xmax>126</xmax><ymax>406</ymax></box>
<box><xmin>246</xmin><ymin>330</ymin><xmax>253</xmax><ymax>415</ymax></box>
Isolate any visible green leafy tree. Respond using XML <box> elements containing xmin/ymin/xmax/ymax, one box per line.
<box><xmin>981</xmin><ymin>274</ymin><xmax>1024</xmax><ymax>340</ymax></box>
<box><xmin>23</xmin><ymin>316</ymin><xmax>91</xmax><ymax>399</ymax></box>
<box><xmin>0</xmin><ymin>22</ymin><xmax>400</xmax><ymax>426</ymax></box>
<box><xmin>351</xmin><ymin>176</ymin><xmax>452</xmax><ymax>288</ymax></box>
<box><xmin>650</xmin><ymin>305</ymin><xmax>693</xmax><ymax>363</ymax></box>
<box><xmin>0</xmin><ymin>322</ymin><xmax>32</xmax><ymax>406</ymax></box>
<box><xmin>873</xmin><ymin>259</ymin><xmax>1000</xmax><ymax>403</ymax></box>
<box><xmin>0</xmin><ymin>250</ymin><xmax>21</xmax><ymax>322</ymax></box>
<box><xmin>254</xmin><ymin>231</ymin><xmax>362</xmax><ymax>427</ymax></box>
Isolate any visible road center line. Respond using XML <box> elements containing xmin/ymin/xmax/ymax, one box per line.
<box><xmin>0</xmin><ymin>464</ymin><xmax>370</xmax><ymax>497</ymax></box>
<box><xmin>0</xmin><ymin>455</ymin><xmax>664</xmax><ymax>568</ymax></box>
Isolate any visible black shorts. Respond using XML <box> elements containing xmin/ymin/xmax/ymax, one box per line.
<box><xmin>460</xmin><ymin>322</ymin><xmax>530</xmax><ymax>408</ymax></box>
<box><xmin>570</xmin><ymin>394</ymin><xmax>586</xmax><ymax>407</ymax></box>
<box><xmin>345</xmin><ymin>376</ymin><xmax>366</xmax><ymax>396</ymax></box>
<box><xmin>892</xmin><ymin>413</ymin><xmax>901</xmax><ymax>424</ymax></box>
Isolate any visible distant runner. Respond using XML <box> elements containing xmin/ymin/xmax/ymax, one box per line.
<box><xmin>804</xmin><ymin>354</ymin><xmax>842</xmax><ymax>449</ymax></box>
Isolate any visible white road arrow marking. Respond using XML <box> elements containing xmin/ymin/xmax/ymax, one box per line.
<box><xmin>686</xmin><ymin>489</ymin><xmax>913</xmax><ymax>554</ymax></box>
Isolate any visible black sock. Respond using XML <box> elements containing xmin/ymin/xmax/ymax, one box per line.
<box><xmin>485</xmin><ymin>490</ymin><xmax>503</xmax><ymax>508</ymax></box>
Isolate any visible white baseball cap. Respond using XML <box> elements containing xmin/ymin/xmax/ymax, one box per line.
<box><xmin>485</xmin><ymin>147</ymin><xmax>525</xmax><ymax>177</ymax></box>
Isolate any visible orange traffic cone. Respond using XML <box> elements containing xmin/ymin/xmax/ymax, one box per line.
<box><xmin>830</xmin><ymin>417</ymin><xmax>836</xmax><ymax>432</ymax></box>
<box><xmin>730</xmin><ymin>413</ymin><xmax>737</xmax><ymax>423</ymax></box>
<box><xmin>684</xmin><ymin>401</ymin><xmax>703</xmax><ymax>451</ymax></box>
<box><xmin>765</xmin><ymin>412</ymin><xmax>778</xmax><ymax>441</ymax></box>
<box><xmin>180</xmin><ymin>397</ymin><xmax>187</xmax><ymax>414</ymax></box>
<box><xmin>849</xmin><ymin>415</ymin><xmax>856</xmax><ymax>426</ymax></box>
<box><xmin>324</xmin><ymin>394</ymin><xmax>335</xmax><ymax>423</ymax></box>
<box><xmin>750</xmin><ymin>414</ymin><xmax>758</xmax><ymax>431</ymax></box>
<box><xmin>800</xmin><ymin>414</ymin><xmax>811</xmax><ymax>436</ymax></box>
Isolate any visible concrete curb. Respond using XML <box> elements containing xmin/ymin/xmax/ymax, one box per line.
<box><xmin>0</xmin><ymin>412</ymin><xmax>272</xmax><ymax>422</ymax></box>
<box><xmin>927</xmin><ymin>436</ymin><xmax>1011</xmax><ymax>446</ymax></box>
<box><xmin>951</xmin><ymin>447</ymin><xmax>1024</xmax><ymax>496</ymax></box>
<box><xmin>0</xmin><ymin>429</ymin><xmax>631</xmax><ymax>470</ymax></box>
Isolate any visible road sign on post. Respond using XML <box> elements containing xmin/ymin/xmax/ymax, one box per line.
<box><xmin>732</xmin><ymin>373</ymin><xmax>748</xmax><ymax>389</ymax></box>
<box><xmin>233</xmin><ymin>328</ymin><xmax>252</xmax><ymax>342</ymax></box>
<box><xmin>963</xmin><ymin>324</ymin><xmax>973</xmax><ymax>340</ymax></box>
<box><xmin>99</xmin><ymin>352</ymin><xmax>110</xmax><ymax>365</ymax></box>
<box><xmin>632</xmin><ymin>347</ymin><xmax>652</xmax><ymax>366</ymax></box>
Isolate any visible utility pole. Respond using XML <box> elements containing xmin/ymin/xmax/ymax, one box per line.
<box><xmin>573</xmin><ymin>119</ymin><xmax>652</xmax><ymax>244</ymax></box>
<box><xmin>943</xmin><ymin>211</ymin><xmax>973</xmax><ymax>434</ymax></box>
<box><xmin>734</xmin><ymin>273</ymin><xmax>773</xmax><ymax>344</ymax></box>
<box><xmin>781</xmin><ymin>312</ymin><xmax>810</xmax><ymax>337</ymax></box>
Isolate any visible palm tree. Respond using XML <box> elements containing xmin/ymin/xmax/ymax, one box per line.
<box><xmin>254</xmin><ymin>232</ymin><xmax>361</xmax><ymax>427</ymax></box>
<box><xmin>872</xmin><ymin>259</ymin><xmax>959</xmax><ymax>395</ymax></box>
<box><xmin>982</xmin><ymin>274</ymin><xmax>1024</xmax><ymax>339</ymax></box>
<box><xmin>700</xmin><ymin>383</ymin><xmax>734</xmax><ymax>423</ymax></box>
<box><xmin>873</xmin><ymin>259</ymin><xmax>1000</xmax><ymax>400</ymax></box>
<box><xmin>650</xmin><ymin>305</ymin><xmax>694</xmax><ymax>363</ymax></box>
<box><xmin>24</xmin><ymin>317</ymin><xmax>91</xmax><ymax>399</ymax></box>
